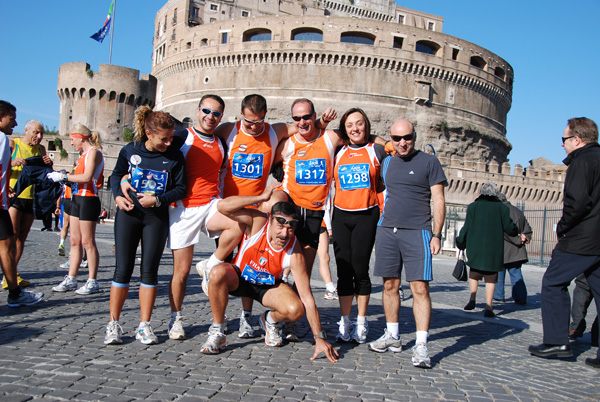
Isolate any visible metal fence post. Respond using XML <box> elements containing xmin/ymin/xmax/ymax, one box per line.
<box><xmin>540</xmin><ymin>205</ymin><xmax>547</xmax><ymax>265</ymax></box>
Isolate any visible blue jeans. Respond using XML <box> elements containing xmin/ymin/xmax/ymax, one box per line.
<box><xmin>493</xmin><ymin>265</ymin><xmax>527</xmax><ymax>302</ymax></box>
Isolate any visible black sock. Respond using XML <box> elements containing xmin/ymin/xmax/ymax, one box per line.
<box><xmin>8</xmin><ymin>287</ymin><xmax>22</xmax><ymax>300</ymax></box>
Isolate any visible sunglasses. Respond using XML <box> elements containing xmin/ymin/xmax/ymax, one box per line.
<box><xmin>273</xmin><ymin>215</ymin><xmax>298</xmax><ymax>228</ymax></box>
<box><xmin>562</xmin><ymin>135</ymin><xmax>575</xmax><ymax>144</ymax></box>
<box><xmin>292</xmin><ymin>114</ymin><xmax>313</xmax><ymax>122</ymax></box>
<box><xmin>200</xmin><ymin>108</ymin><xmax>223</xmax><ymax>118</ymax></box>
<box><xmin>391</xmin><ymin>133</ymin><xmax>415</xmax><ymax>142</ymax></box>
<box><xmin>243</xmin><ymin>116</ymin><xmax>264</xmax><ymax>125</ymax></box>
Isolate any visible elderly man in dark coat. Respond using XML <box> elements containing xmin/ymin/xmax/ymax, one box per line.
<box><xmin>456</xmin><ymin>182</ymin><xmax>518</xmax><ymax>317</ymax></box>
<box><xmin>493</xmin><ymin>193</ymin><xmax>532</xmax><ymax>305</ymax></box>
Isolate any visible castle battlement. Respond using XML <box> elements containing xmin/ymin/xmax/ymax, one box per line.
<box><xmin>439</xmin><ymin>156</ymin><xmax>565</xmax><ymax>208</ymax></box>
<box><xmin>57</xmin><ymin>62</ymin><xmax>157</xmax><ymax>141</ymax></box>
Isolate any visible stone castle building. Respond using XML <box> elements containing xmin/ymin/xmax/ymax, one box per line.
<box><xmin>57</xmin><ymin>63</ymin><xmax>156</xmax><ymax>142</ymax></box>
<box><xmin>152</xmin><ymin>0</ymin><xmax>513</xmax><ymax>163</ymax></box>
<box><xmin>51</xmin><ymin>0</ymin><xmax>566</xmax><ymax>260</ymax></box>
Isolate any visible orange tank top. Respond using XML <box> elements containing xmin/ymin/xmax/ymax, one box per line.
<box><xmin>234</xmin><ymin>218</ymin><xmax>296</xmax><ymax>285</ymax></box>
<box><xmin>334</xmin><ymin>143</ymin><xmax>380</xmax><ymax>211</ymax></box>
<box><xmin>176</xmin><ymin>127</ymin><xmax>225</xmax><ymax>208</ymax></box>
<box><xmin>72</xmin><ymin>147</ymin><xmax>104</xmax><ymax>197</ymax></box>
<box><xmin>221</xmin><ymin>121</ymin><xmax>278</xmax><ymax>199</ymax></box>
<box><xmin>282</xmin><ymin>130</ymin><xmax>335</xmax><ymax>210</ymax></box>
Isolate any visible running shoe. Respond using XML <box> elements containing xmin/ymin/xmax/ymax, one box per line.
<box><xmin>75</xmin><ymin>279</ymin><xmax>100</xmax><ymax>295</ymax></box>
<box><xmin>411</xmin><ymin>342</ymin><xmax>431</xmax><ymax>368</ymax></box>
<box><xmin>238</xmin><ymin>314</ymin><xmax>256</xmax><ymax>338</ymax></box>
<box><xmin>2</xmin><ymin>274</ymin><xmax>30</xmax><ymax>289</ymax></box>
<box><xmin>335</xmin><ymin>319</ymin><xmax>353</xmax><ymax>342</ymax></box>
<box><xmin>259</xmin><ymin>311</ymin><xmax>283</xmax><ymax>347</ymax></box>
<box><xmin>136</xmin><ymin>322</ymin><xmax>158</xmax><ymax>345</ymax></box>
<box><xmin>7</xmin><ymin>290</ymin><xmax>44</xmax><ymax>307</ymax></box>
<box><xmin>52</xmin><ymin>275</ymin><xmax>77</xmax><ymax>292</ymax></box>
<box><xmin>399</xmin><ymin>288</ymin><xmax>405</xmax><ymax>301</ymax></box>
<box><xmin>57</xmin><ymin>244</ymin><xmax>66</xmax><ymax>256</ymax></box>
<box><xmin>104</xmin><ymin>321</ymin><xmax>123</xmax><ymax>345</ymax></box>
<box><xmin>196</xmin><ymin>259</ymin><xmax>210</xmax><ymax>296</ymax></box>
<box><xmin>81</xmin><ymin>259</ymin><xmax>88</xmax><ymax>269</ymax></box>
<box><xmin>324</xmin><ymin>289</ymin><xmax>338</xmax><ymax>300</ymax></box>
<box><xmin>59</xmin><ymin>260</ymin><xmax>70</xmax><ymax>269</ymax></box>
<box><xmin>200</xmin><ymin>325</ymin><xmax>226</xmax><ymax>354</ymax></box>
<box><xmin>283</xmin><ymin>322</ymin><xmax>299</xmax><ymax>342</ymax></box>
<box><xmin>168</xmin><ymin>315</ymin><xmax>186</xmax><ymax>340</ymax></box>
<box><xmin>352</xmin><ymin>320</ymin><xmax>369</xmax><ymax>344</ymax></box>
<box><xmin>368</xmin><ymin>329</ymin><xmax>402</xmax><ymax>353</ymax></box>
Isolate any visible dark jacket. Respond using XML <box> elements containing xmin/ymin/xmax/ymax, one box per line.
<box><xmin>12</xmin><ymin>156</ymin><xmax>63</xmax><ymax>219</ymax></box>
<box><xmin>456</xmin><ymin>196</ymin><xmax>518</xmax><ymax>272</ymax></box>
<box><xmin>556</xmin><ymin>142</ymin><xmax>600</xmax><ymax>255</ymax></box>
<box><xmin>503</xmin><ymin>202</ymin><xmax>532</xmax><ymax>265</ymax></box>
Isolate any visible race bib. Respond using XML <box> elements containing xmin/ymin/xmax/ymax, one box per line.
<box><xmin>338</xmin><ymin>163</ymin><xmax>370</xmax><ymax>190</ymax></box>
<box><xmin>131</xmin><ymin>167</ymin><xmax>168</xmax><ymax>195</ymax></box>
<box><xmin>295</xmin><ymin>158</ymin><xmax>326</xmax><ymax>185</ymax></box>
<box><xmin>241</xmin><ymin>264</ymin><xmax>275</xmax><ymax>286</ymax></box>
<box><xmin>232</xmin><ymin>153</ymin><xmax>263</xmax><ymax>180</ymax></box>
<box><xmin>70</xmin><ymin>183</ymin><xmax>78</xmax><ymax>194</ymax></box>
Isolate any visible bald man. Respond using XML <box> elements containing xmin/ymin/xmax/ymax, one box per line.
<box><xmin>369</xmin><ymin>119</ymin><xmax>446</xmax><ymax>369</ymax></box>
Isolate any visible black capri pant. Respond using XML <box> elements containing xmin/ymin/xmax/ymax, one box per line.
<box><xmin>113</xmin><ymin>208</ymin><xmax>169</xmax><ymax>286</ymax></box>
<box><xmin>332</xmin><ymin>206</ymin><xmax>379</xmax><ymax>296</ymax></box>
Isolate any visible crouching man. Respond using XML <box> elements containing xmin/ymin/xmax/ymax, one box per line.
<box><xmin>200</xmin><ymin>183</ymin><xmax>338</xmax><ymax>363</ymax></box>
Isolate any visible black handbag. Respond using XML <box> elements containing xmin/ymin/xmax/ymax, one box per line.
<box><xmin>452</xmin><ymin>250</ymin><xmax>468</xmax><ymax>281</ymax></box>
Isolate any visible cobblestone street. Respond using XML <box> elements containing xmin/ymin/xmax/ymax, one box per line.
<box><xmin>0</xmin><ymin>221</ymin><xmax>597</xmax><ymax>401</ymax></box>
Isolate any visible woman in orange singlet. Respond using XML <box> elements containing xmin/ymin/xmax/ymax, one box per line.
<box><xmin>49</xmin><ymin>124</ymin><xmax>104</xmax><ymax>295</ymax></box>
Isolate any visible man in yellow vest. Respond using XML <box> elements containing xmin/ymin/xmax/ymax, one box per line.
<box><xmin>2</xmin><ymin>120</ymin><xmax>53</xmax><ymax>288</ymax></box>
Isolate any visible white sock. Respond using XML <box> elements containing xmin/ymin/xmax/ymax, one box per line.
<box><xmin>325</xmin><ymin>282</ymin><xmax>336</xmax><ymax>293</ymax></box>
<box><xmin>171</xmin><ymin>311</ymin><xmax>182</xmax><ymax>320</ymax></box>
<box><xmin>387</xmin><ymin>322</ymin><xmax>399</xmax><ymax>339</ymax></box>
<box><xmin>416</xmin><ymin>331</ymin><xmax>428</xmax><ymax>344</ymax></box>
<box><xmin>266</xmin><ymin>311</ymin><xmax>277</xmax><ymax>325</ymax></box>
<box><xmin>356</xmin><ymin>315</ymin><xmax>367</xmax><ymax>326</ymax></box>
<box><xmin>212</xmin><ymin>322</ymin><xmax>225</xmax><ymax>333</ymax></box>
<box><xmin>242</xmin><ymin>310</ymin><xmax>251</xmax><ymax>318</ymax></box>
<box><xmin>207</xmin><ymin>254</ymin><xmax>224</xmax><ymax>270</ymax></box>
<box><xmin>282</xmin><ymin>274</ymin><xmax>289</xmax><ymax>282</ymax></box>
<box><xmin>68</xmin><ymin>275</ymin><xmax>76</xmax><ymax>280</ymax></box>
<box><xmin>59</xmin><ymin>238</ymin><xmax>65</xmax><ymax>246</ymax></box>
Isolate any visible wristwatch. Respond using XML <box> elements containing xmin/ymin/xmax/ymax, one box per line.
<box><xmin>432</xmin><ymin>233</ymin><xmax>442</xmax><ymax>239</ymax></box>
<box><xmin>315</xmin><ymin>330</ymin><xmax>327</xmax><ymax>340</ymax></box>
<box><xmin>155</xmin><ymin>196</ymin><xmax>161</xmax><ymax>208</ymax></box>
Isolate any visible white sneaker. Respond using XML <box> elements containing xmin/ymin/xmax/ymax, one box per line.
<box><xmin>412</xmin><ymin>342</ymin><xmax>431</xmax><ymax>368</ymax></box>
<box><xmin>75</xmin><ymin>279</ymin><xmax>100</xmax><ymax>295</ymax></box>
<box><xmin>52</xmin><ymin>275</ymin><xmax>77</xmax><ymax>292</ymax></box>
<box><xmin>168</xmin><ymin>315</ymin><xmax>186</xmax><ymax>340</ymax></box>
<box><xmin>259</xmin><ymin>311</ymin><xmax>283</xmax><ymax>347</ymax></box>
<box><xmin>352</xmin><ymin>320</ymin><xmax>369</xmax><ymax>344</ymax></box>
<box><xmin>195</xmin><ymin>259</ymin><xmax>211</xmax><ymax>296</ymax></box>
<box><xmin>368</xmin><ymin>329</ymin><xmax>402</xmax><ymax>353</ymax></box>
<box><xmin>81</xmin><ymin>259</ymin><xmax>88</xmax><ymax>268</ymax></box>
<box><xmin>104</xmin><ymin>321</ymin><xmax>123</xmax><ymax>345</ymax></box>
<box><xmin>59</xmin><ymin>260</ymin><xmax>70</xmax><ymax>269</ymax></box>
<box><xmin>238</xmin><ymin>314</ymin><xmax>256</xmax><ymax>338</ymax></box>
<box><xmin>200</xmin><ymin>325</ymin><xmax>226</xmax><ymax>354</ymax></box>
<box><xmin>136</xmin><ymin>322</ymin><xmax>159</xmax><ymax>345</ymax></box>
<box><xmin>335</xmin><ymin>319</ymin><xmax>353</xmax><ymax>342</ymax></box>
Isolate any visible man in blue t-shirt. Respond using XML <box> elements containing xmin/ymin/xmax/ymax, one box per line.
<box><xmin>368</xmin><ymin>119</ymin><xmax>446</xmax><ymax>369</ymax></box>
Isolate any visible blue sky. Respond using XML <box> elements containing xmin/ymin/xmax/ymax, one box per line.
<box><xmin>1</xmin><ymin>1</ymin><xmax>598</xmax><ymax>167</ymax></box>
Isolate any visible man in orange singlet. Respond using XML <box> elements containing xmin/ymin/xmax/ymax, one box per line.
<box><xmin>198</xmin><ymin>182</ymin><xmax>338</xmax><ymax>363</ymax></box>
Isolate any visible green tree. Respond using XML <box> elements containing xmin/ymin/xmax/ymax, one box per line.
<box><xmin>123</xmin><ymin>127</ymin><xmax>134</xmax><ymax>142</ymax></box>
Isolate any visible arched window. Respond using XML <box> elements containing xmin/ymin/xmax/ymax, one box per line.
<box><xmin>494</xmin><ymin>66</ymin><xmax>505</xmax><ymax>80</ymax></box>
<box><xmin>470</xmin><ymin>56</ymin><xmax>486</xmax><ymax>70</ymax></box>
<box><xmin>415</xmin><ymin>40</ymin><xmax>440</xmax><ymax>56</ymax></box>
<box><xmin>243</xmin><ymin>28</ymin><xmax>272</xmax><ymax>42</ymax></box>
<box><xmin>291</xmin><ymin>28</ymin><xmax>323</xmax><ymax>42</ymax></box>
<box><xmin>340</xmin><ymin>31</ymin><xmax>375</xmax><ymax>45</ymax></box>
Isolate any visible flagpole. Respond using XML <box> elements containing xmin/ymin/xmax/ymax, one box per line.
<box><xmin>109</xmin><ymin>0</ymin><xmax>116</xmax><ymax>64</ymax></box>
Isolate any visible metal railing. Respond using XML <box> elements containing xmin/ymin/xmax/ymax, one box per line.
<box><xmin>444</xmin><ymin>203</ymin><xmax>562</xmax><ymax>267</ymax></box>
